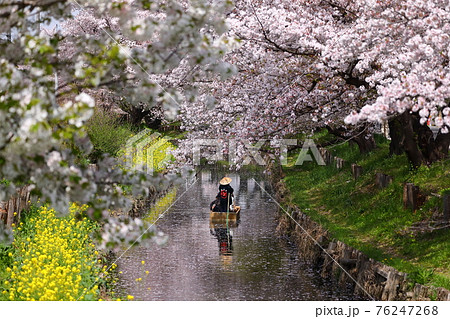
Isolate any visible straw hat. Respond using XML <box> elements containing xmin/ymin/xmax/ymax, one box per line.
<box><xmin>219</xmin><ymin>177</ymin><xmax>232</xmax><ymax>185</ymax></box>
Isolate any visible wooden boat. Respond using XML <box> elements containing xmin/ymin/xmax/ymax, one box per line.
<box><xmin>209</xmin><ymin>206</ymin><xmax>241</xmax><ymax>222</ymax></box>
<box><xmin>209</xmin><ymin>219</ymin><xmax>239</xmax><ymax>228</ymax></box>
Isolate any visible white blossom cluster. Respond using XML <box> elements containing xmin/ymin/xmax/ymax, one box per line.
<box><xmin>97</xmin><ymin>215</ymin><xmax>167</xmax><ymax>251</ymax></box>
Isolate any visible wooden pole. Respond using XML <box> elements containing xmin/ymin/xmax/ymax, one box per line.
<box><xmin>351</xmin><ymin>164</ymin><xmax>363</xmax><ymax>180</ymax></box>
<box><xmin>376</xmin><ymin>173</ymin><xmax>393</xmax><ymax>189</ymax></box>
<box><xmin>403</xmin><ymin>183</ymin><xmax>420</xmax><ymax>212</ymax></box>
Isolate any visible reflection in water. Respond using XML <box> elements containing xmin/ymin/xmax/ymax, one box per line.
<box><xmin>210</xmin><ymin>227</ymin><xmax>233</xmax><ymax>270</ymax></box>
<box><xmin>116</xmin><ymin>168</ymin><xmax>360</xmax><ymax>301</ymax></box>
<box><xmin>209</xmin><ymin>203</ymin><xmax>240</xmax><ymax>271</ymax></box>
<box><xmin>210</xmin><ymin>227</ymin><xmax>233</xmax><ymax>256</ymax></box>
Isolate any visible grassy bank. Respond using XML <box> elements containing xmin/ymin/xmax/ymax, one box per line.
<box><xmin>283</xmin><ymin>132</ymin><xmax>450</xmax><ymax>290</ymax></box>
<box><xmin>85</xmin><ymin>108</ymin><xmax>179</xmax><ymax>167</ymax></box>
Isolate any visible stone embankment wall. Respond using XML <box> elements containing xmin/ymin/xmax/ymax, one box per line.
<box><xmin>274</xmin><ymin>179</ymin><xmax>450</xmax><ymax>301</ymax></box>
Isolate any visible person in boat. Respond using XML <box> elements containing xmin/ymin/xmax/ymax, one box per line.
<box><xmin>218</xmin><ymin>177</ymin><xmax>234</xmax><ymax>212</ymax></box>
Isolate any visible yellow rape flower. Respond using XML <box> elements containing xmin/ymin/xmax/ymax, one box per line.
<box><xmin>6</xmin><ymin>204</ymin><xmax>101</xmax><ymax>301</ymax></box>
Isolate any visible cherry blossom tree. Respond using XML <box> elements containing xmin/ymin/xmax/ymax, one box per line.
<box><xmin>177</xmin><ymin>0</ymin><xmax>449</xmax><ymax>168</ymax></box>
<box><xmin>336</xmin><ymin>0</ymin><xmax>450</xmax><ymax>166</ymax></box>
<box><xmin>58</xmin><ymin>1</ymin><xmax>235</xmax><ymax>125</ymax></box>
<box><xmin>176</xmin><ymin>0</ymin><xmax>376</xmax><ymax>166</ymax></box>
<box><xmin>0</xmin><ymin>0</ymin><xmax>235</xmax><ymax>243</ymax></box>
<box><xmin>3</xmin><ymin>0</ymin><xmax>449</xmax><ymax>246</ymax></box>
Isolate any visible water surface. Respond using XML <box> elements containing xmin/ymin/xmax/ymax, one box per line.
<box><xmin>117</xmin><ymin>169</ymin><xmax>357</xmax><ymax>300</ymax></box>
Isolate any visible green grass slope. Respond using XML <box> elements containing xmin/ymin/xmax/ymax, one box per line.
<box><xmin>283</xmin><ymin>132</ymin><xmax>450</xmax><ymax>290</ymax></box>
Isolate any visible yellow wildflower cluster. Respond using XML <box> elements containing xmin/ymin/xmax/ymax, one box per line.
<box><xmin>145</xmin><ymin>188</ymin><xmax>177</xmax><ymax>223</ymax></box>
<box><xmin>118</xmin><ymin>133</ymin><xmax>175</xmax><ymax>173</ymax></box>
<box><xmin>146</xmin><ymin>137</ymin><xmax>174</xmax><ymax>172</ymax></box>
<box><xmin>3</xmin><ymin>204</ymin><xmax>101</xmax><ymax>301</ymax></box>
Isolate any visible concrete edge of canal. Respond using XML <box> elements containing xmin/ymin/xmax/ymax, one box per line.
<box><xmin>266</xmin><ymin>164</ymin><xmax>450</xmax><ymax>301</ymax></box>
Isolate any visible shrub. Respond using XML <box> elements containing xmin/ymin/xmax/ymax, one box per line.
<box><xmin>86</xmin><ymin>108</ymin><xmax>134</xmax><ymax>162</ymax></box>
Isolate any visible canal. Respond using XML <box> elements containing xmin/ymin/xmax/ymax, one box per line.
<box><xmin>116</xmin><ymin>169</ymin><xmax>357</xmax><ymax>300</ymax></box>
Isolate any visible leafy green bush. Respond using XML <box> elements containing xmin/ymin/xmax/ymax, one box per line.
<box><xmin>409</xmin><ymin>269</ymin><xmax>435</xmax><ymax>285</ymax></box>
<box><xmin>86</xmin><ymin>108</ymin><xmax>134</xmax><ymax>162</ymax></box>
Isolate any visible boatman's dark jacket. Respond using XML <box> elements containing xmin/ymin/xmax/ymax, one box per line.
<box><xmin>218</xmin><ymin>184</ymin><xmax>234</xmax><ymax>212</ymax></box>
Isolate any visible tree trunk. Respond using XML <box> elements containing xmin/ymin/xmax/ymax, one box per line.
<box><xmin>388</xmin><ymin>117</ymin><xmax>404</xmax><ymax>156</ymax></box>
<box><xmin>433</xmin><ymin>131</ymin><xmax>450</xmax><ymax>161</ymax></box>
<box><xmin>144</xmin><ymin>117</ymin><xmax>162</xmax><ymax>130</ymax></box>
<box><xmin>412</xmin><ymin>113</ymin><xmax>442</xmax><ymax>163</ymax></box>
<box><xmin>400</xmin><ymin>112</ymin><xmax>425</xmax><ymax>168</ymax></box>
<box><xmin>326</xmin><ymin>124</ymin><xmax>376</xmax><ymax>154</ymax></box>
<box><xmin>388</xmin><ymin>112</ymin><xmax>449</xmax><ymax>168</ymax></box>
<box><xmin>443</xmin><ymin>195</ymin><xmax>450</xmax><ymax>222</ymax></box>
<box><xmin>128</xmin><ymin>107</ymin><xmax>150</xmax><ymax>126</ymax></box>
<box><xmin>352</xmin><ymin>133</ymin><xmax>376</xmax><ymax>153</ymax></box>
